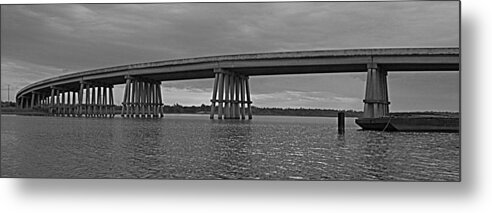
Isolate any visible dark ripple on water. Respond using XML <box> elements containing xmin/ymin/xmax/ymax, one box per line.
<box><xmin>1</xmin><ymin>115</ymin><xmax>460</xmax><ymax>181</ymax></box>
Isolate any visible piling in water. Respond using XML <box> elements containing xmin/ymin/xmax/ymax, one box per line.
<box><xmin>338</xmin><ymin>112</ymin><xmax>345</xmax><ymax>134</ymax></box>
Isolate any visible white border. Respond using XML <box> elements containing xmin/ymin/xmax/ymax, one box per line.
<box><xmin>2</xmin><ymin>0</ymin><xmax>490</xmax><ymax>212</ymax></box>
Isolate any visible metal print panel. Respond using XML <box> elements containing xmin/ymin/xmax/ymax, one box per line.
<box><xmin>0</xmin><ymin>1</ymin><xmax>460</xmax><ymax>181</ymax></box>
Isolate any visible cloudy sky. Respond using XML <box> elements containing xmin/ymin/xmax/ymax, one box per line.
<box><xmin>1</xmin><ymin>2</ymin><xmax>459</xmax><ymax>111</ymax></box>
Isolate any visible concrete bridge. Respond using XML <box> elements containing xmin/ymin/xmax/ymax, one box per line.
<box><xmin>15</xmin><ymin>47</ymin><xmax>459</xmax><ymax>119</ymax></box>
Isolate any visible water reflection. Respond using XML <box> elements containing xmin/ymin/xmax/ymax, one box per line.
<box><xmin>361</xmin><ymin>132</ymin><xmax>390</xmax><ymax>180</ymax></box>
<box><xmin>209</xmin><ymin>120</ymin><xmax>253</xmax><ymax>179</ymax></box>
<box><xmin>118</xmin><ymin>119</ymin><xmax>165</xmax><ymax>178</ymax></box>
<box><xmin>1</xmin><ymin>115</ymin><xmax>460</xmax><ymax>181</ymax></box>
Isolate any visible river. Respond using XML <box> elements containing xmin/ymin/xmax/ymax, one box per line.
<box><xmin>0</xmin><ymin>114</ymin><xmax>460</xmax><ymax>181</ymax></box>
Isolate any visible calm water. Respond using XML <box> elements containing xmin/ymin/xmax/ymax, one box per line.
<box><xmin>1</xmin><ymin>114</ymin><xmax>460</xmax><ymax>181</ymax></box>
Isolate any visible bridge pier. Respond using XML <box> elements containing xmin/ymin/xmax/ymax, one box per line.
<box><xmin>121</xmin><ymin>76</ymin><xmax>164</xmax><ymax>118</ymax></box>
<box><xmin>363</xmin><ymin>64</ymin><xmax>390</xmax><ymax>118</ymax></box>
<box><xmin>80</xmin><ymin>82</ymin><xmax>115</xmax><ymax>118</ymax></box>
<box><xmin>210</xmin><ymin>68</ymin><xmax>252</xmax><ymax>120</ymax></box>
<box><xmin>45</xmin><ymin>82</ymin><xmax>115</xmax><ymax>118</ymax></box>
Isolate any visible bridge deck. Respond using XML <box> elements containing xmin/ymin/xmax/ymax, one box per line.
<box><xmin>16</xmin><ymin>47</ymin><xmax>459</xmax><ymax>98</ymax></box>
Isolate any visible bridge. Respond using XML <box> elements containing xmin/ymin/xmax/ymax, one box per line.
<box><xmin>15</xmin><ymin>47</ymin><xmax>459</xmax><ymax>119</ymax></box>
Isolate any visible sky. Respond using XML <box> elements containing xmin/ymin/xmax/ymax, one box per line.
<box><xmin>0</xmin><ymin>2</ymin><xmax>459</xmax><ymax>112</ymax></box>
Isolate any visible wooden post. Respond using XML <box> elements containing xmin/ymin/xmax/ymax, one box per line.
<box><xmin>217</xmin><ymin>71</ymin><xmax>225</xmax><ymax>119</ymax></box>
<box><xmin>210</xmin><ymin>72</ymin><xmax>219</xmax><ymax>119</ymax></box>
<box><xmin>338</xmin><ymin>112</ymin><xmax>345</xmax><ymax>134</ymax></box>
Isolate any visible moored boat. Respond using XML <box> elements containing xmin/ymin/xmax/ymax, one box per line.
<box><xmin>355</xmin><ymin>114</ymin><xmax>459</xmax><ymax>132</ymax></box>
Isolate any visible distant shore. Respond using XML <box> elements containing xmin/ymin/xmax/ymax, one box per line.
<box><xmin>1</xmin><ymin>104</ymin><xmax>459</xmax><ymax>118</ymax></box>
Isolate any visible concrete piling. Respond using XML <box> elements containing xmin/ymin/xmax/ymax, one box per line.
<box><xmin>209</xmin><ymin>69</ymin><xmax>252</xmax><ymax>120</ymax></box>
<box><xmin>121</xmin><ymin>76</ymin><xmax>164</xmax><ymax>118</ymax></box>
<box><xmin>363</xmin><ymin>63</ymin><xmax>390</xmax><ymax>118</ymax></box>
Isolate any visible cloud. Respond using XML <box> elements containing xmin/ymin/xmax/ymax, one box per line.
<box><xmin>1</xmin><ymin>2</ymin><xmax>459</xmax><ymax>111</ymax></box>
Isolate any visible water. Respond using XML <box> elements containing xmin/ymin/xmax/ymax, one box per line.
<box><xmin>0</xmin><ymin>114</ymin><xmax>460</xmax><ymax>181</ymax></box>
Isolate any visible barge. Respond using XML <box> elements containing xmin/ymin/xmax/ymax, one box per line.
<box><xmin>355</xmin><ymin>113</ymin><xmax>459</xmax><ymax>132</ymax></box>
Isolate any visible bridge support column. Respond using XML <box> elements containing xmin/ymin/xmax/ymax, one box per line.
<box><xmin>84</xmin><ymin>84</ymin><xmax>90</xmax><ymax>117</ymax></box>
<box><xmin>234</xmin><ymin>76</ymin><xmax>241</xmax><ymax>119</ymax></box>
<box><xmin>30</xmin><ymin>93</ymin><xmax>35</xmax><ymax>109</ymax></box>
<box><xmin>72</xmin><ymin>91</ymin><xmax>77</xmax><ymax>117</ymax></box>
<box><xmin>78</xmin><ymin>83</ymin><xmax>84</xmax><ymax>117</ymax></box>
<box><xmin>36</xmin><ymin>92</ymin><xmax>41</xmax><ymax>109</ymax></box>
<box><xmin>223</xmin><ymin>71</ymin><xmax>231</xmax><ymax>119</ymax></box>
<box><xmin>245</xmin><ymin>76</ymin><xmax>253</xmax><ymax>119</ymax></box>
<box><xmin>66</xmin><ymin>92</ymin><xmax>71</xmax><ymax>117</ymax></box>
<box><xmin>122</xmin><ymin>77</ymin><xmax>131</xmax><ymax>117</ymax></box>
<box><xmin>62</xmin><ymin>91</ymin><xmax>67</xmax><ymax>116</ymax></box>
<box><xmin>19</xmin><ymin>97</ymin><xmax>24</xmax><ymax>109</ymax></box>
<box><xmin>102</xmin><ymin>86</ymin><xmax>107</xmax><ymax>117</ymax></box>
<box><xmin>363</xmin><ymin>64</ymin><xmax>390</xmax><ymax>118</ymax></box>
<box><xmin>109</xmin><ymin>85</ymin><xmax>115</xmax><ymax>118</ymax></box>
<box><xmin>240</xmin><ymin>76</ymin><xmax>246</xmax><ymax>119</ymax></box>
<box><xmin>55</xmin><ymin>89</ymin><xmax>61</xmax><ymax>116</ymax></box>
<box><xmin>77</xmin><ymin>82</ymin><xmax>115</xmax><ymax>118</ymax></box>
<box><xmin>210</xmin><ymin>69</ymin><xmax>252</xmax><ymax>120</ymax></box>
<box><xmin>130</xmin><ymin>80</ymin><xmax>136</xmax><ymax>117</ymax></box>
<box><xmin>210</xmin><ymin>71</ymin><xmax>220</xmax><ymax>119</ymax></box>
<box><xmin>49</xmin><ymin>88</ymin><xmax>54</xmax><ymax>114</ymax></box>
<box><xmin>157</xmin><ymin>83</ymin><xmax>164</xmax><ymax>117</ymax></box>
<box><xmin>122</xmin><ymin>76</ymin><xmax>163</xmax><ymax>118</ymax></box>
<box><xmin>91</xmin><ymin>85</ymin><xmax>96</xmax><ymax>117</ymax></box>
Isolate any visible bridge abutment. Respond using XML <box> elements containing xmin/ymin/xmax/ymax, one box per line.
<box><xmin>210</xmin><ymin>69</ymin><xmax>252</xmax><ymax>120</ymax></box>
<box><xmin>363</xmin><ymin>64</ymin><xmax>390</xmax><ymax>118</ymax></box>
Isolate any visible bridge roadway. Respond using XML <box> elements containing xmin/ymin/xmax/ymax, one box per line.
<box><xmin>15</xmin><ymin>47</ymin><xmax>459</xmax><ymax>119</ymax></box>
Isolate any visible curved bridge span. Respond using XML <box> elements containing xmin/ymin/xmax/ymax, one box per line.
<box><xmin>16</xmin><ymin>47</ymin><xmax>459</xmax><ymax>120</ymax></box>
